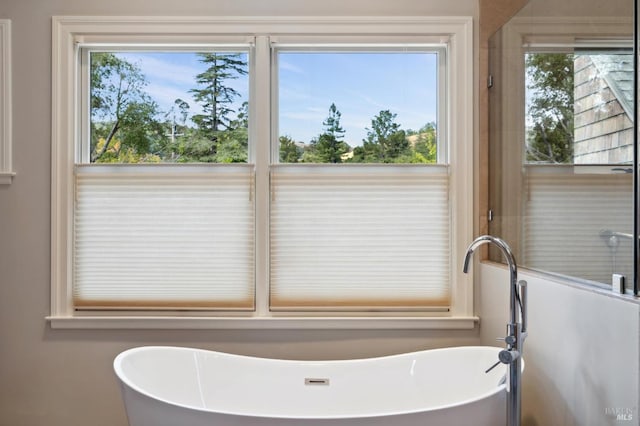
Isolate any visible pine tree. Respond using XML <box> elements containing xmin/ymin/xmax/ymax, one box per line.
<box><xmin>190</xmin><ymin>53</ymin><xmax>248</xmax><ymax>152</ymax></box>
<box><xmin>310</xmin><ymin>103</ymin><xmax>350</xmax><ymax>163</ymax></box>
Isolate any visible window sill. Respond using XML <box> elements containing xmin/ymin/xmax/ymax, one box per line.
<box><xmin>46</xmin><ymin>315</ymin><xmax>479</xmax><ymax>330</ymax></box>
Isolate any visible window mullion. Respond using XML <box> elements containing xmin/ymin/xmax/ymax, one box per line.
<box><xmin>252</xmin><ymin>35</ymin><xmax>272</xmax><ymax>316</ymax></box>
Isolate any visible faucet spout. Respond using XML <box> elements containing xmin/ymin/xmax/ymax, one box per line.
<box><xmin>463</xmin><ymin>235</ymin><xmax>516</xmax><ymax>274</ymax></box>
<box><xmin>463</xmin><ymin>235</ymin><xmax>519</xmax><ymax>325</ymax></box>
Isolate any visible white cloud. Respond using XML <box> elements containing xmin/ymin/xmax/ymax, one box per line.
<box><xmin>120</xmin><ymin>53</ymin><xmax>201</xmax><ymax>87</ymax></box>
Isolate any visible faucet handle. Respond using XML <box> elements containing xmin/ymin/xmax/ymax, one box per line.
<box><xmin>496</xmin><ymin>335</ymin><xmax>516</xmax><ymax>345</ymax></box>
<box><xmin>499</xmin><ymin>349</ymin><xmax>521</xmax><ymax>364</ymax></box>
<box><xmin>486</xmin><ymin>348</ymin><xmax>520</xmax><ymax>373</ymax></box>
<box><xmin>485</xmin><ymin>360</ymin><xmax>501</xmax><ymax>374</ymax></box>
<box><xmin>486</xmin><ymin>347</ymin><xmax>521</xmax><ymax>374</ymax></box>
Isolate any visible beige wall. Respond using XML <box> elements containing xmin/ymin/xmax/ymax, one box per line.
<box><xmin>0</xmin><ymin>1</ymin><xmax>478</xmax><ymax>425</ymax></box>
<box><xmin>478</xmin><ymin>263</ymin><xmax>640</xmax><ymax>426</ymax></box>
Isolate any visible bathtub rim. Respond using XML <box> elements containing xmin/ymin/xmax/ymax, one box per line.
<box><xmin>113</xmin><ymin>345</ymin><xmax>516</xmax><ymax>420</ymax></box>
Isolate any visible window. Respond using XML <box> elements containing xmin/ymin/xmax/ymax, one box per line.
<box><xmin>0</xmin><ymin>19</ymin><xmax>13</xmax><ymax>184</ymax></box>
<box><xmin>75</xmin><ymin>48</ymin><xmax>254</xmax><ymax>310</ymax></box>
<box><xmin>50</xmin><ymin>17</ymin><xmax>473</xmax><ymax>328</ymax></box>
<box><xmin>271</xmin><ymin>46</ymin><xmax>450</xmax><ymax>310</ymax></box>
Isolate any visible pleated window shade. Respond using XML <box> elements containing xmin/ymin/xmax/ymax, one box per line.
<box><xmin>270</xmin><ymin>165</ymin><xmax>451</xmax><ymax>311</ymax></box>
<box><xmin>73</xmin><ymin>164</ymin><xmax>255</xmax><ymax>310</ymax></box>
<box><xmin>523</xmin><ymin>167</ymin><xmax>633</xmax><ymax>284</ymax></box>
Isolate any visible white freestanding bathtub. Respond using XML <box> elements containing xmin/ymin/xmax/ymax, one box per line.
<box><xmin>114</xmin><ymin>346</ymin><xmax>511</xmax><ymax>426</ymax></box>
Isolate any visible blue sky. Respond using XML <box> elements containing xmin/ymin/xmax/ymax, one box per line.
<box><xmin>113</xmin><ymin>51</ymin><xmax>438</xmax><ymax>146</ymax></box>
<box><xmin>116</xmin><ymin>52</ymin><xmax>249</xmax><ymax>124</ymax></box>
<box><xmin>279</xmin><ymin>52</ymin><xmax>438</xmax><ymax>145</ymax></box>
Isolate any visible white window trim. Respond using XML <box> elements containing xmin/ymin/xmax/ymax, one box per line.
<box><xmin>49</xmin><ymin>15</ymin><xmax>475</xmax><ymax>329</ymax></box>
<box><xmin>0</xmin><ymin>19</ymin><xmax>13</xmax><ymax>184</ymax></box>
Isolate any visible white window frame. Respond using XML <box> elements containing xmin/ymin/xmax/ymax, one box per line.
<box><xmin>49</xmin><ymin>16</ymin><xmax>474</xmax><ymax>329</ymax></box>
<box><xmin>0</xmin><ymin>19</ymin><xmax>13</xmax><ymax>184</ymax></box>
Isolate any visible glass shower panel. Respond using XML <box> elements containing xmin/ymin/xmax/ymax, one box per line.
<box><xmin>522</xmin><ymin>50</ymin><xmax>634</xmax><ymax>285</ymax></box>
<box><xmin>487</xmin><ymin>0</ymin><xmax>635</xmax><ymax>290</ymax></box>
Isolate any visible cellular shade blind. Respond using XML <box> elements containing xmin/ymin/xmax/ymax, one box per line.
<box><xmin>74</xmin><ymin>164</ymin><xmax>255</xmax><ymax>310</ymax></box>
<box><xmin>523</xmin><ymin>166</ymin><xmax>633</xmax><ymax>284</ymax></box>
<box><xmin>270</xmin><ymin>165</ymin><xmax>450</xmax><ymax>310</ymax></box>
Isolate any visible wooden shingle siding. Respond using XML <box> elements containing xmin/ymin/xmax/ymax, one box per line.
<box><xmin>573</xmin><ymin>55</ymin><xmax>633</xmax><ymax>164</ymax></box>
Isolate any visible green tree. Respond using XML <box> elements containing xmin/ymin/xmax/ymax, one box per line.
<box><xmin>175</xmin><ymin>131</ymin><xmax>216</xmax><ymax>162</ymax></box>
<box><xmin>190</xmin><ymin>53</ymin><xmax>248</xmax><ymax>155</ymax></box>
<box><xmin>323</xmin><ymin>103</ymin><xmax>345</xmax><ymax>139</ymax></box>
<box><xmin>173</xmin><ymin>98</ymin><xmax>190</xmax><ymax>125</ymax></box>
<box><xmin>412</xmin><ymin>122</ymin><xmax>437</xmax><ymax>163</ymax></box>
<box><xmin>307</xmin><ymin>103</ymin><xmax>350</xmax><ymax>163</ymax></box>
<box><xmin>279</xmin><ymin>135</ymin><xmax>301</xmax><ymax>163</ymax></box>
<box><xmin>352</xmin><ymin>110</ymin><xmax>409</xmax><ymax>163</ymax></box>
<box><xmin>525</xmin><ymin>53</ymin><xmax>574</xmax><ymax>163</ymax></box>
<box><xmin>90</xmin><ymin>53</ymin><xmax>163</xmax><ymax>162</ymax></box>
<box><xmin>216</xmin><ymin>101</ymin><xmax>249</xmax><ymax>163</ymax></box>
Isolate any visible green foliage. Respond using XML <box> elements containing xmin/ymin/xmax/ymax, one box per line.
<box><xmin>350</xmin><ymin>110</ymin><xmax>410</xmax><ymax>163</ymax></box>
<box><xmin>89</xmin><ymin>53</ymin><xmax>439</xmax><ymax>166</ymax></box>
<box><xmin>161</xmin><ymin>123</ymin><xmax>248</xmax><ymax>164</ymax></box>
<box><xmin>287</xmin><ymin>108</ymin><xmax>437</xmax><ymax>165</ymax></box>
<box><xmin>190</xmin><ymin>53</ymin><xmax>248</xmax><ymax>151</ymax></box>
<box><xmin>303</xmin><ymin>103</ymin><xmax>351</xmax><ymax>163</ymax></box>
<box><xmin>173</xmin><ymin>129</ymin><xmax>216</xmax><ymax>162</ymax></box>
<box><xmin>215</xmin><ymin>126</ymin><xmax>249</xmax><ymax>163</ymax></box>
<box><xmin>90</xmin><ymin>52</ymin><xmax>250</xmax><ymax>164</ymax></box>
<box><xmin>173</xmin><ymin>98</ymin><xmax>190</xmax><ymax>124</ymax></box>
<box><xmin>90</xmin><ymin>52</ymin><xmax>164</xmax><ymax>163</ymax></box>
<box><xmin>412</xmin><ymin>122</ymin><xmax>437</xmax><ymax>163</ymax></box>
<box><xmin>525</xmin><ymin>53</ymin><xmax>574</xmax><ymax>163</ymax></box>
<box><xmin>279</xmin><ymin>135</ymin><xmax>302</xmax><ymax>163</ymax></box>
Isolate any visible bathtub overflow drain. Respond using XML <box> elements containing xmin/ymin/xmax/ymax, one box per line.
<box><xmin>305</xmin><ymin>378</ymin><xmax>330</xmax><ymax>386</ymax></box>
